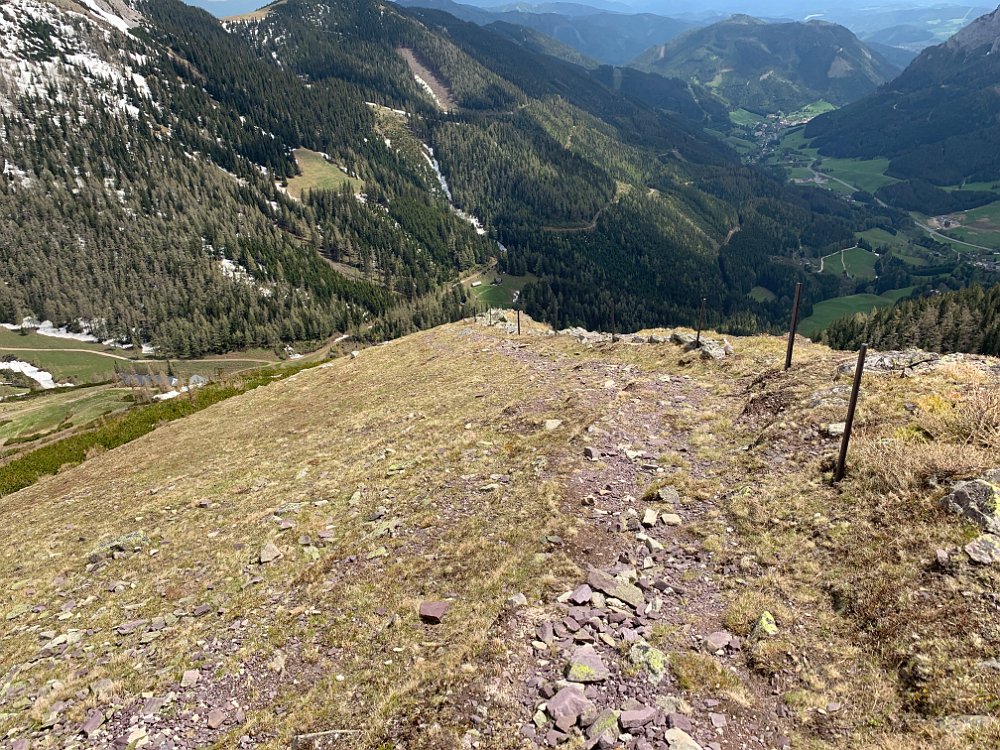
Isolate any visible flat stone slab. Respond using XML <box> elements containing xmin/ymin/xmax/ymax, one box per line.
<box><xmin>587</xmin><ymin>569</ymin><xmax>644</xmax><ymax>609</ymax></box>
<box><xmin>566</xmin><ymin>645</ymin><xmax>610</xmax><ymax>683</ymax></box>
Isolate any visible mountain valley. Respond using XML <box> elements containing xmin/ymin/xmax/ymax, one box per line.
<box><xmin>1</xmin><ymin>1</ymin><xmax>1000</xmax><ymax>748</ymax></box>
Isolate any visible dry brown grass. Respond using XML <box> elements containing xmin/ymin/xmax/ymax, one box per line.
<box><xmin>2</xmin><ymin>321</ymin><xmax>998</xmax><ymax>748</ymax></box>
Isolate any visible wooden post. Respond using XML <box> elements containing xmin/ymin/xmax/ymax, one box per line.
<box><xmin>834</xmin><ymin>343</ymin><xmax>867</xmax><ymax>483</ymax></box>
<box><xmin>517</xmin><ymin>308</ymin><xmax>521</xmax><ymax>336</ymax></box>
<box><xmin>695</xmin><ymin>297</ymin><xmax>707</xmax><ymax>345</ymax></box>
<box><xmin>610</xmin><ymin>299</ymin><xmax>617</xmax><ymax>342</ymax></box>
<box><xmin>784</xmin><ymin>282</ymin><xmax>803</xmax><ymax>371</ymax></box>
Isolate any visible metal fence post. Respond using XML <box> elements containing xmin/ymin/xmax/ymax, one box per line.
<box><xmin>834</xmin><ymin>343</ymin><xmax>868</xmax><ymax>483</ymax></box>
<box><xmin>695</xmin><ymin>297</ymin><xmax>706</xmax><ymax>345</ymax></box>
<box><xmin>785</xmin><ymin>282</ymin><xmax>803</xmax><ymax>371</ymax></box>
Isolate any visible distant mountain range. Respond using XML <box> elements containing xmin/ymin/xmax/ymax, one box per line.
<box><xmin>806</xmin><ymin>4</ymin><xmax>1000</xmax><ymax>187</ymax></box>
<box><xmin>632</xmin><ymin>15</ymin><xmax>900</xmax><ymax>113</ymax></box>
<box><xmin>395</xmin><ymin>0</ymin><xmax>694</xmax><ymax>64</ymax></box>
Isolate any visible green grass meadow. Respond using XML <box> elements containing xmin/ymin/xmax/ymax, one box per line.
<box><xmin>799</xmin><ymin>287</ymin><xmax>914</xmax><ymax>339</ymax></box>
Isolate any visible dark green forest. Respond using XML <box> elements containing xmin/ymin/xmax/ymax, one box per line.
<box><xmin>823</xmin><ymin>284</ymin><xmax>1000</xmax><ymax>355</ymax></box>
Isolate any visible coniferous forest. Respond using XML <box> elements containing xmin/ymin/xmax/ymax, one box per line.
<box><xmin>0</xmin><ymin>0</ymin><xmax>985</xmax><ymax>357</ymax></box>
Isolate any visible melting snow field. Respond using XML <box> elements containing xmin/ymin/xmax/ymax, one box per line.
<box><xmin>0</xmin><ymin>360</ymin><xmax>68</xmax><ymax>389</ymax></box>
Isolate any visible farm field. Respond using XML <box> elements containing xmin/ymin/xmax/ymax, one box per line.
<box><xmin>465</xmin><ymin>271</ymin><xmax>537</xmax><ymax>308</ymax></box>
<box><xmin>799</xmin><ymin>287</ymin><xmax>914</xmax><ymax>339</ymax></box>
<box><xmin>749</xmin><ymin>285</ymin><xmax>776</xmax><ymax>302</ymax></box>
<box><xmin>0</xmin><ymin>387</ymin><xmax>134</xmax><ymax>447</ymax></box>
<box><xmin>820</xmin><ymin>247</ymin><xmax>878</xmax><ymax>280</ymax></box>
<box><xmin>939</xmin><ymin>199</ymin><xmax>1000</xmax><ymax>250</ymax></box>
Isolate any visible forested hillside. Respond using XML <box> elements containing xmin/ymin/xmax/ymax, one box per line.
<box><xmin>0</xmin><ymin>0</ymin><xmax>914</xmax><ymax>355</ymax></box>
<box><xmin>805</xmin><ymin>5</ymin><xmax>1000</xmax><ymax>187</ymax></box>
<box><xmin>634</xmin><ymin>15</ymin><xmax>899</xmax><ymax>113</ymax></box>
<box><xmin>823</xmin><ymin>284</ymin><xmax>1000</xmax><ymax>355</ymax></box>
<box><xmin>0</xmin><ymin>0</ymin><xmax>489</xmax><ymax>355</ymax></box>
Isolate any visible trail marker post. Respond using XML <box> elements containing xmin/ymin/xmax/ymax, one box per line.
<box><xmin>695</xmin><ymin>297</ymin><xmax>707</xmax><ymax>345</ymax></box>
<box><xmin>834</xmin><ymin>343</ymin><xmax>867</xmax><ymax>483</ymax></box>
<box><xmin>785</xmin><ymin>282</ymin><xmax>803</xmax><ymax>371</ymax></box>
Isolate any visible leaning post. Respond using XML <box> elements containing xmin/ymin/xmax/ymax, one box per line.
<box><xmin>834</xmin><ymin>343</ymin><xmax>868</xmax><ymax>483</ymax></box>
<box><xmin>784</xmin><ymin>282</ymin><xmax>803</xmax><ymax>371</ymax></box>
<box><xmin>695</xmin><ymin>296</ymin><xmax>707</xmax><ymax>345</ymax></box>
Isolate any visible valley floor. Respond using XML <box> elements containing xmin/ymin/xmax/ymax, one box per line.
<box><xmin>1</xmin><ymin>316</ymin><xmax>998</xmax><ymax>749</ymax></box>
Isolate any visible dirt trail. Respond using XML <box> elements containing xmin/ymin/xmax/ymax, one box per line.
<box><xmin>472</xmin><ymin>327</ymin><xmax>788</xmax><ymax>749</ymax></box>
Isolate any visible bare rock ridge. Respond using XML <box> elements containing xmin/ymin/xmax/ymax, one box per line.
<box><xmin>947</xmin><ymin>4</ymin><xmax>1000</xmax><ymax>52</ymax></box>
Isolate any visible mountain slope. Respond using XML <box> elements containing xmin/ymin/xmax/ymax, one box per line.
<box><xmin>634</xmin><ymin>15</ymin><xmax>900</xmax><ymax>113</ymax></box>
<box><xmin>0</xmin><ymin>0</ymin><xmax>896</xmax><ymax>356</ymax></box>
<box><xmin>0</xmin><ymin>0</ymin><xmax>490</xmax><ymax>355</ymax></box>
<box><xmin>805</xmin><ymin>5</ymin><xmax>1000</xmax><ymax>186</ymax></box>
<box><xmin>3</xmin><ymin>316</ymin><xmax>999</xmax><ymax>748</ymax></box>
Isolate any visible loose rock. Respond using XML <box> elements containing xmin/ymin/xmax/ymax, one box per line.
<box><xmin>419</xmin><ymin>601</ymin><xmax>451</xmax><ymax>624</ymax></box>
<box><xmin>566</xmin><ymin>645</ymin><xmax>610</xmax><ymax>683</ymax></box>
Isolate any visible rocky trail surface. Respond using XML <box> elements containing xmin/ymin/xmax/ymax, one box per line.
<box><xmin>2</xmin><ymin>314</ymin><xmax>998</xmax><ymax>750</ymax></box>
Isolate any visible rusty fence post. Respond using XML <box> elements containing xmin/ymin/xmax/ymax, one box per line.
<box><xmin>784</xmin><ymin>282</ymin><xmax>803</xmax><ymax>371</ymax></box>
<box><xmin>834</xmin><ymin>343</ymin><xmax>867</xmax><ymax>483</ymax></box>
<box><xmin>695</xmin><ymin>296</ymin><xmax>707</xmax><ymax>345</ymax></box>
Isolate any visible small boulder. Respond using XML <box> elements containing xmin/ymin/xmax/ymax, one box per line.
<box><xmin>587</xmin><ymin>569</ymin><xmax>644</xmax><ymax>608</ymax></box>
<box><xmin>419</xmin><ymin>601</ymin><xmax>451</xmax><ymax>624</ymax></box>
<box><xmin>80</xmin><ymin>709</ymin><xmax>104</xmax><ymax>738</ymax></box>
<box><xmin>543</xmin><ymin>419</ymin><xmax>563</xmax><ymax>431</ymax></box>
<box><xmin>181</xmin><ymin>669</ymin><xmax>200</xmax><ymax>688</ymax></box>
<box><xmin>629</xmin><ymin>639</ymin><xmax>667</xmax><ymax>683</ymax></box>
<box><xmin>620</xmin><ymin>706</ymin><xmax>656</xmax><ymax>729</ymax></box>
<box><xmin>208</xmin><ymin>708</ymin><xmax>226</xmax><ymax>730</ymax></box>
<box><xmin>258</xmin><ymin>542</ymin><xmax>282</xmax><ymax>564</ymax></box>
<box><xmin>965</xmin><ymin>534</ymin><xmax>1000</xmax><ymax>565</ymax></box>
<box><xmin>566</xmin><ymin>645</ymin><xmax>610</xmax><ymax>683</ymax></box>
<box><xmin>585</xmin><ymin>709</ymin><xmax>620</xmax><ymax>741</ymax></box>
<box><xmin>825</xmin><ymin>422</ymin><xmax>846</xmax><ymax>438</ymax></box>
<box><xmin>569</xmin><ymin>584</ymin><xmax>593</xmax><ymax>605</ymax></box>
<box><xmin>655</xmin><ymin>486</ymin><xmax>680</xmax><ymax>504</ymax></box>
<box><xmin>664</xmin><ymin>728</ymin><xmax>704</xmax><ymax>750</ymax></box>
<box><xmin>705</xmin><ymin>631</ymin><xmax>732</xmax><ymax>652</ymax></box>
<box><xmin>940</xmin><ymin>473</ymin><xmax>1000</xmax><ymax>534</ymax></box>
<box><xmin>547</xmin><ymin>686</ymin><xmax>594</xmax><ymax>732</ymax></box>
<box><xmin>751</xmin><ymin>611</ymin><xmax>779</xmax><ymax>639</ymax></box>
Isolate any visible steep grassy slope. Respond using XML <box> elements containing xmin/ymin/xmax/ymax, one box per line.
<box><xmin>634</xmin><ymin>15</ymin><xmax>899</xmax><ymax>113</ymax></box>
<box><xmin>2</xmin><ymin>316</ymin><xmax>998</xmax><ymax>749</ymax></box>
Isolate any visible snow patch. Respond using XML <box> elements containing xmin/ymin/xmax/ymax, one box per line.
<box><xmin>76</xmin><ymin>0</ymin><xmax>131</xmax><ymax>33</ymax></box>
<box><xmin>422</xmin><ymin>146</ymin><xmax>487</xmax><ymax>235</ymax></box>
<box><xmin>0</xmin><ymin>360</ymin><xmax>70</xmax><ymax>389</ymax></box>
